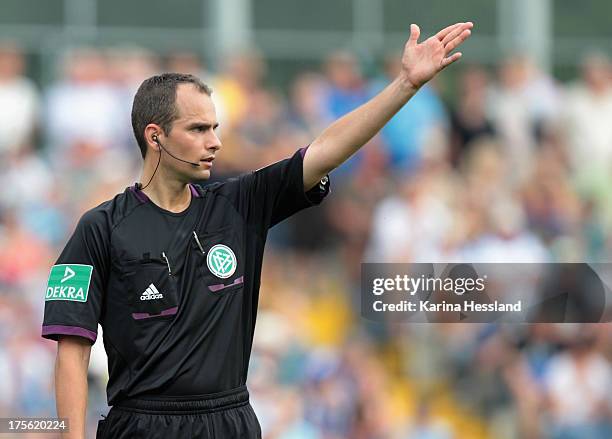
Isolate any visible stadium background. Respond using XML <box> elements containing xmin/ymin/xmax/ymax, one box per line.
<box><xmin>0</xmin><ymin>0</ymin><xmax>611</xmax><ymax>437</ymax></box>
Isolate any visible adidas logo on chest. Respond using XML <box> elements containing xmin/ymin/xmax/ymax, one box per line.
<box><xmin>140</xmin><ymin>283</ymin><xmax>164</xmax><ymax>301</ymax></box>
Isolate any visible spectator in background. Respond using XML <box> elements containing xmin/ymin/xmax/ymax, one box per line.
<box><xmin>449</xmin><ymin>65</ymin><xmax>495</xmax><ymax>166</ymax></box>
<box><xmin>488</xmin><ymin>54</ymin><xmax>561</xmax><ymax>185</ymax></box>
<box><xmin>453</xmin><ymin>197</ymin><xmax>550</xmax><ymax>263</ymax></box>
<box><xmin>489</xmin><ymin>57</ymin><xmax>534</xmax><ymax>182</ymax></box>
<box><xmin>43</xmin><ymin>48</ymin><xmax>139</xmax><ymax>205</ymax></box>
<box><xmin>213</xmin><ymin>50</ymin><xmax>272</xmax><ymax>174</ymax></box>
<box><xmin>44</xmin><ymin>48</ymin><xmax>124</xmax><ymax>164</ymax></box>
<box><xmin>236</xmin><ymin>87</ymin><xmax>288</xmax><ymax>166</ymax></box>
<box><xmin>324</xmin><ymin>50</ymin><xmax>368</xmax><ymax>119</ymax></box>
<box><xmin>521</xmin><ymin>144</ymin><xmax>584</xmax><ymax>257</ymax></box>
<box><xmin>12</xmin><ymin>328</ymin><xmax>55</xmax><ymax>416</ymax></box>
<box><xmin>107</xmin><ymin>46</ymin><xmax>162</xmax><ymax>160</ymax></box>
<box><xmin>370</xmin><ymin>53</ymin><xmax>449</xmax><ymax>174</ymax></box>
<box><xmin>287</xmin><ymin>72</ymin><xmax>333</xmax><ymax>141</ymax></box>
<box><xmin>561</xmin><ymin>52</ymin><xmax>612</xmax><ymax>236</ymax></box>
<box><xmin>0</xmin><ymin>142</ymin><xmax>68</xmax><ymax>249</ymax></box>
<box><xmin>0</xmin><ymin>142</ymin><xmax>54</xmax><ymax>211</ymax></box>
<box><xmin>0</xmin><ymin>42</ymin><xmax>40</xmax><ymax>156</ymax></box>
<box><xmin>365</xmin><ymin>168</ymin><xmax>453</xmax><ymax>263</ymax></box>
<box><xmin>0</xmin><ymin>210</ymin><xmax>52</xmax><ymax>290</ymax></box>
<box><xmin>443</xmin><ymin>137</ymin><xmax>554</xmax><ymax>266</ymax></box>
<box><xmin>459</xmin><ymin>138</ymin><xmax>509</xmax><ymax>209</ymax></box>
<box><xmin>562</xmin><ymin>52</ymin><xmax>612</xmax><ymax>177</ymax></box>
<box><xmin>544</xmin><ymin>328</ymin><xmax>612</xmax><ymax>439</ymax></box>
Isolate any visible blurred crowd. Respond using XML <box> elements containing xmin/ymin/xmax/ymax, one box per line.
<box><xmin>0</xmin><ymin>39</ymin><xmax>611</xmax><ymax>438</ymax></box>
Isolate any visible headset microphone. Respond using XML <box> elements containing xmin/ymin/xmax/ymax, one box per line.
<box><xmin>153</xmin><ymin>136</ymin><xmax>201</xmax><ymax>167</ymax></box>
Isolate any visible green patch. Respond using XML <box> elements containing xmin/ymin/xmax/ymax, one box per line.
<box><xmin>207</xmin><ymin>244</ymin><xmax>237</xmax><ymax>279</ymax></box>
<box><xmin>45</xmin><ymin>264</ymin><xmax>93</xmax><ymax>302</ymax></box>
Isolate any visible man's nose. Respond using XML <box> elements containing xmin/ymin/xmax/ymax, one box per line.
<box><xmin>208</xmin><ymin>139</ymin><xmax>221</xmax><ymax>152</ymax></box>
<box><xmin>208</xmin><ymin>133</ymin><xmax>222</xmax><ymax>151</ymax></box>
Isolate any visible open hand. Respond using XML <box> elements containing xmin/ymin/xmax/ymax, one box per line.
<box><xmin>400</xmin><ymin>22</ymin><xmax>473</xmax><ymax>90</ymax></box>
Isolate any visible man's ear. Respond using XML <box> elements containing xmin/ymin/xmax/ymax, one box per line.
<box><xmin>144</xmin><ymin>125</ymin><xmax>162</xmax><ymax>150</ymax></box>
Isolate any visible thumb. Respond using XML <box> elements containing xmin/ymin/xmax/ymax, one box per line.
<box><xmin>408</xmin><ymin>24</ymin><xmax>420</xmax><ymax>46</ymax></box>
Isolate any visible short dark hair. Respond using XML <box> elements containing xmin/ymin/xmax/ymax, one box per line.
<box><xmin>131</xmin><ymin>73</ymin><xmax>212</xmax><ymax>159</ymax></box>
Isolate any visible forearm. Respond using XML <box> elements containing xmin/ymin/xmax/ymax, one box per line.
<box><xmin>302</xmin><ymin>21</ymin><xmax>472</xmax><ymax>189</ymax></box>
<box><xmin>55</xmin><ymin>343</ymin><xmax>90</xmax><ymax>439</ymax></box>
<box><xmin>304</xmin><ymin>75</ymin><xmax>417</xmax><ymax>186</ymax></box>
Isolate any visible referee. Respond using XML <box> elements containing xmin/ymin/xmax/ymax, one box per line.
<box><xmin>41</xmin><ymin>22</ymin><xmax>472</xmax><ymax>438</ymax></box>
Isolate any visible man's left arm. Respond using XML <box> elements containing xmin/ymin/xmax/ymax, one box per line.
<box><xmin>303</xmin><ymin>22</ymin><xmax>473</xmax><ymax>189</ymax></box>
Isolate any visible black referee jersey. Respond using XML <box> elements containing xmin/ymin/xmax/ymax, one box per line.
<box><xmin>41</xmin><ymin>147</ymin><xmax>330</xmax><ymax>406</ymax></box>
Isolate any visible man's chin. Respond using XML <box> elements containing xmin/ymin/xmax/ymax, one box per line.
<box><xmin>187</xmin><ymin>169</ymin><xmax>211</xmax><ymax>183</ymax></box>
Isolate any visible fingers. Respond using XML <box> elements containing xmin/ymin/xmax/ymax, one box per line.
<box><xmin>444</xmin><ymin>28</ymin><xmax>472</xmax><ymax>54</ymax></box>
<box><xmin>441</xmin><ymin>52</ymin><xmax>462</xmax><ymax>69</ymax></box>
<box><xmin>436</xmin><ymin>22</ymin><xmax>473</xmax><ymax>71</ymax></box>
<box><xmin>435</xmin><ymin>23</ymin><xmax>462</xmax><ymax>41</ymax></box>
<box><xmin>408</xmin><ymin>23</ymin><xmax>420</xmax><ymax>46</ymax></box>
<box><xmin>442</xmin><ymin>22</ymin><xmax>472</xmax><ymax>46</ymax></box>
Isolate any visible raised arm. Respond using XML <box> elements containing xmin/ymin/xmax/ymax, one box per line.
<box><xmin>303</xmin><ymin>22</ymin><xmax>473</xmax><ymax>189</ymax></box>
<box><xmin>56</xmin><ymin>335</ymin><xmax>92</xmax><ymax>439</ymax></box>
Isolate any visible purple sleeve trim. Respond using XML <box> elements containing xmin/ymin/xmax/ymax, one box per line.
<box><xmin>41</xmin><ymin>325</ymin><xmax>97</xmax><ymax>343</ymax></box>
<box><xmin>189</xmin><ymin>183</ymin><xmax>200</xmax><ymax>198</ymax></box>
<box><xmin>299</xmin><ymin>146</ymin><xmax>309</xmax><ymax>158</ymax></box>
<box><xmin>129</xmin><ymin>185</ymin><xmax>149</xmax><ymax>203</ymax></box>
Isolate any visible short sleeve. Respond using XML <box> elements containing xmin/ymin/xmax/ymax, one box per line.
<box><xmin>41</xmin><ymin>209</ymin><xmax>110</xmax><ymax>344</ymax></box>
<box><xmin>235</xmin><ymin>146</ymin><xmax>331</xmax><ymax>230</ymax></box>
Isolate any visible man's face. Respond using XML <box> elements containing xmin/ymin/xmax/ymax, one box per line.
<box><xmin>161</xmin><ymin>84</ymin><xmax>221</xmax><ymax>181</ymax></box>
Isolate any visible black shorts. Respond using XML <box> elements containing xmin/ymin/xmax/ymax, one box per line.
<box><xmin>96</xmin><ymin>386</ymin><xmax>261</xmax><ymax>438</ymax></box>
